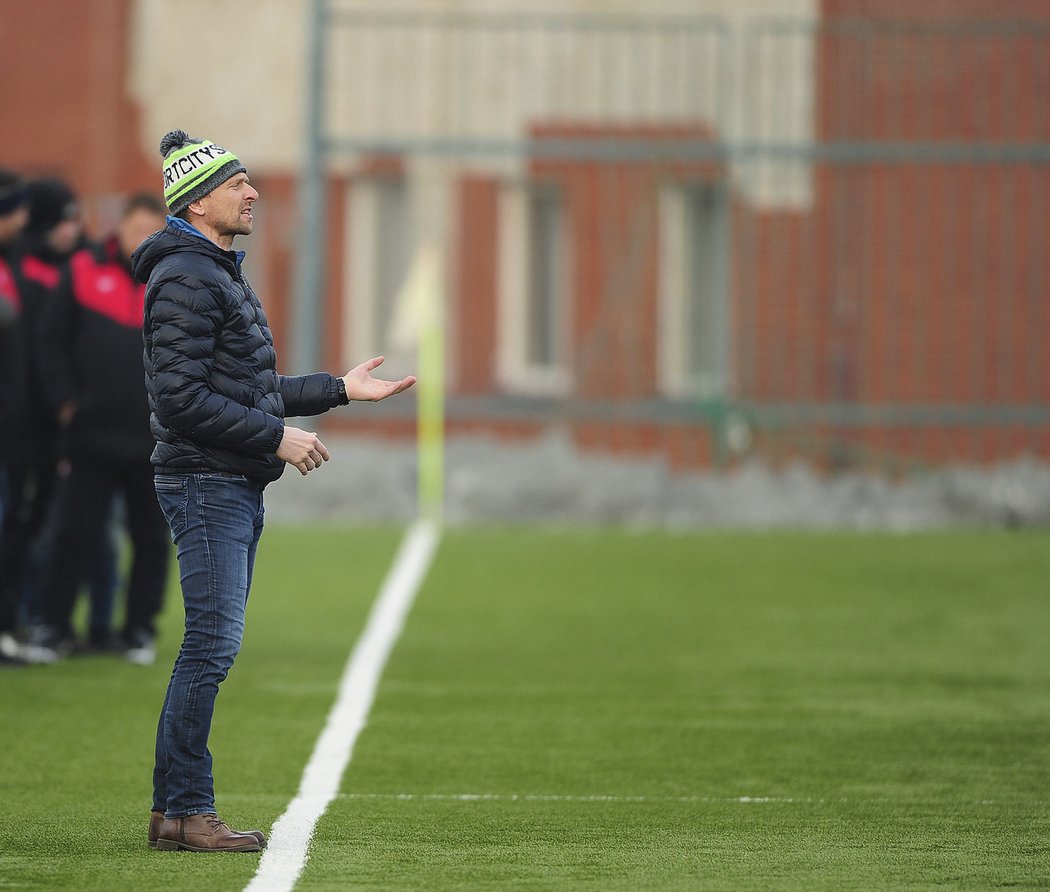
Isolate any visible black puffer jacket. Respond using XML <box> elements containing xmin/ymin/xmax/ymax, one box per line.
<box><xmin>0</xmin><ymin>242</ymin><xmax>61</xmax><ymax>465</ymax></box>
<box><xmin>132</xmin><ymin>221</ymin><xmax>346</xmax><ymax>484</ymax></box>
<box><xmin>0</xmin><ymin>245</ymin><xmax>22</xmax><ymax>457</ymax></box>
<box><xmin>37</xmin><ymin>237</ymin><xmax>154</xmax><ymax>463</ymax></box>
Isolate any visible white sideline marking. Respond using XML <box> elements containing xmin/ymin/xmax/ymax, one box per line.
<box><xmin>339</xmin><ymin>792</ymin><xmax>1008</xmax><ymax>807</ymax></box>
<box><xmin>245</xmin><ymin>519</ymin><xmax>440</xmax><ymax>892</ymax></box>
<box><xmin>339</xmin><ymin>792</ymin><xmax>822</xmax><ymax>805</ymax></box>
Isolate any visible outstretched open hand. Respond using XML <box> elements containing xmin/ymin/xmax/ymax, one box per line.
<box><xmin>342</xmin><ymin>356</ymin><xmax>417</xmax><ymax>402</ymax></box>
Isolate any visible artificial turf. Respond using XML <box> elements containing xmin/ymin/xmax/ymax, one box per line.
<box><xmin>2</xmin><ymin>527</ymin><xmax>1049</xmax><ymax>890</ymax></box>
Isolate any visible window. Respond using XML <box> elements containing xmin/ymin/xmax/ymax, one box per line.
<box><xmin>658</xmin><ymin>182</ymin><xmax>730</xmax><ymax>399</ymax></box>
<box><xmin>344</xmin><ymin>176</ymin><xmax>415</xmax><ymax>368</ymax></box>
<box><xmin>497</xmin><ymin>181</ymin><xmax>571</xmax><ymax>395</ymax></box>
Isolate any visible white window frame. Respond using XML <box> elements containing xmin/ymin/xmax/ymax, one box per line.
<box><xmin>343</xmin><ymin>175</ymin><xmax>414</xmax><ymax>369</ymax></box>
<box><xmin>658</xmin><ymin>182</ymin><xmax>731</xmax><ymax>400</ymax></box>
<box><xmin>496</xmin><ymin>180</ymin><xmax>573</xmax><ymax>396</ymax></box>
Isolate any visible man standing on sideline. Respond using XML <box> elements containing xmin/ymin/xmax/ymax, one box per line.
<box><xmin>31</xmin><ymin>194</ymin><xmax>171</xmax><ymax>665</ymax></box>
<box><xmin>0</xmin><ymin>170</ymin><xmax>30</xmax><ymax>667</ymax></box>
<box><xmin>18</xmin><ymin>178</ymin><xmax>121</xmax><ymax>653</ymax></box>
<box><xmin>133</xmin><ymin>130</ymin><xmax>415</xmax><ymax>853</ymax></box>
<box><xmin>4</xmin><ymin>181</ymin><xmax>85</xmax><ymax>639</ymax></box>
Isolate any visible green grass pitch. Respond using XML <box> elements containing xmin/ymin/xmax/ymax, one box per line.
<box><xmin>2</xmin><ymin>526</ymin><xmax>1049</xmax><ymax>890</ymax></box>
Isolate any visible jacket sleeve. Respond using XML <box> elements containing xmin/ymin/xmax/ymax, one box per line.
<box><xmin>35</xmin><ymin>270</ymin><xmax>77</xmax><ymax>411</ymax></box>
<box><xmin>279</xmin><ymin>373</ymin><xmax>348</xmax><ymax>418</ymax></box>
<box><xmin>147</xmin><ymin>275</ymin><xmax>284</xmax><ymax>455</ymax></box>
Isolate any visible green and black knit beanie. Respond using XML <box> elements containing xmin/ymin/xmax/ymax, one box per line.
<box><xmin>159</xmin><ymin>129</ymin><xmax>246</xmax><ymax>216</ymax></box>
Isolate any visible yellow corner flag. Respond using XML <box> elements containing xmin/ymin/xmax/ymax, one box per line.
<box><xmin>391</xmin><ymin>244</ymin><xmax>445</xmax><ymax>523</ymax></box>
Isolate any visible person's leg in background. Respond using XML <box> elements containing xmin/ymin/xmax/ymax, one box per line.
<box><xmin>0</xmin><ymin>460</ymin><xmax>56</xmax><ymax>661</ymax></box>
<box><xmin>51</xmin><ymin>491</ymin><xmax>122</xmax><ymax>652</ymax></box>
<box><xmin>120</xmin><ymin>461</ymin><xmax>170</xmax><ymax>665</ymax></box>
<box><xmin>0</xmin><ymin>463</ymin><xmax>18</xmax><ymax>665</ymax></box>
<box><xmin>87</xmin><ymin>515</ymin><xmax>121</xmax><ymax>650</ymax></box>
<box><xmin>28</xmin><ymin>456</ymin><xmax>113</xmax><ymax>661</ymax></box>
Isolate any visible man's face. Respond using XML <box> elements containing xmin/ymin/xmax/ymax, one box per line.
<box><xmin>0</xmin><ymin>205</ymin><xmax>28</xmax><ymax>244</ymax></box>
<box><xmin>47</xmin><ymin>217</ymin><xmax>82</xmax><ymax>255</ymax></box>
<box><xmin>198</xmin><ymin>173</ymin><xmax>258</xmax><ymax>240</ymax></box>
<box><xmin>118</xmin><ymin>207</ymin><xmax>164</xmax><ymax>259</ymax></box>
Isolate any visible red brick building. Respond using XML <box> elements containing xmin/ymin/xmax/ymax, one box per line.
<box><xmin>2</xmin><ymin>0</ymin><xmax>1047</xmax><ymax>469</ymax></box>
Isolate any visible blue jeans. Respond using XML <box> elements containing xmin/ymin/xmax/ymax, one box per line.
<box><xmin>152</xmin><ymin>472</ymin><xmax>265</xmax><ymax>818</ymax></box>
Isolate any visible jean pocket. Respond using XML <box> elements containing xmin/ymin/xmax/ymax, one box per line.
<box><xmin>154</xmin><ymin>475</ymin><xmax>188</xmax><ymax>539</ymax></box>
<box><xmin>154</xmin><ymin>474</ymin><xmax>188</xmax><ymax>492</ymax></box>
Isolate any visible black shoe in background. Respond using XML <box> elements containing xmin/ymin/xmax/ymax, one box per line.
<box><xmin>123</xmin><ymin>628</ymin><xmax>156</xmax><ymax>666</ymax></box>
<box><xmin>22</xmin><ymin>625</ymin><xmax>75</xmax><ymax>664</ymax></box>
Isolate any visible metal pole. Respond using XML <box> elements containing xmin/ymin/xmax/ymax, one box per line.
<box><xmin>292</xmin><ymin>0</ymin><xmax>327</xmax><ymax>375</ymax></box>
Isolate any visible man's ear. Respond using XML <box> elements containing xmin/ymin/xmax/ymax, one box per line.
<box><xmin>186</xmin><ymin>199</ymin><xmax>206</xmax><ymax>219</ymax></box>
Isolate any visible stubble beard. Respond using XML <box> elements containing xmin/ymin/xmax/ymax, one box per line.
<box><xmin>220</xmin><ymin>212</ymin><xmax>253</xmax><ymax>240</ymax></box>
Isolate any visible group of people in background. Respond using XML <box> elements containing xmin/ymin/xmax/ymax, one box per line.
<box><xmin>0</xmin><ymin>169</ymin><xmax>169</xmax><ymax>667</ymax></box>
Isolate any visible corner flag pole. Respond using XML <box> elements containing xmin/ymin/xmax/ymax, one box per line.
<box><xmin>392</xmin><ymin>243</ymin><xmax>444</xmax><ymax>525</ymax></box>
<box><xmin>417</xmin><ymin>248</ymin><xmax>445</xmax><ymax>525</ymax></box>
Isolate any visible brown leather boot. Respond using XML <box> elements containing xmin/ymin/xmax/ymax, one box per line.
<box><xmin>155</xmin><ymin>813</ymin><xmax>263</xmax><ymax>852</ymax></box>
<box><xmin>149</xmin><ymin>811</ymin><xmax>267</xmax><ymax>849</ymax></box>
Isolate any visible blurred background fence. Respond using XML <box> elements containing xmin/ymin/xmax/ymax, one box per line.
<box><xmin>294</xmin><ymin>5</ymin><xmax>1050</xmax><ymax>477</ymax></box>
